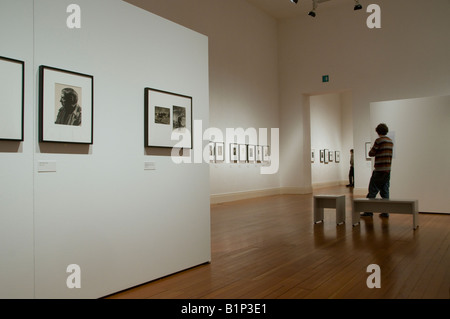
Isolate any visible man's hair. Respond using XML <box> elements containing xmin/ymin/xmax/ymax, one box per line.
<box><xmin>376</xmin><ymin>123</ymin><xmax>389</xmax><ymax>135</ymax></box>
<box><xmin>61</xmin><ymin>88</ymin><xmax>78</xmax><ymax>104</ymax></box>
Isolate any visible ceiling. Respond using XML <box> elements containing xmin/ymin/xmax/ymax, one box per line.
<box><xmin>245</xmin><ymin>0</ymin><xmax>353</xmax><ymax>20</ymax></box>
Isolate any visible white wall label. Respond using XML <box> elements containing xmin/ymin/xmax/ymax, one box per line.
<box><xmin>37</xmin><ymin>161</ymin><xmax>57</xmax><ymax>172</ymax></box>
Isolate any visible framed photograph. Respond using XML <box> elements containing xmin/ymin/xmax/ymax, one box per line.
<box><xmin>256</xmin><ymin>145</ymin><xmax>263</xmax><ymax>163</ymax></box>
<box><xmin>329</xmin><ymin>150</ymin><xmax>334</xmax><ymax>162</ymax></box>
<box><xmin>230</xmin><ymin>143</ymin><xmax>238</xmax><ymax>162</ymax></box>
<box><xmin>209</xmin><ymin>141</ymin><xmax>215</xmax><ymax>163</ymax></box>
<box><xmin>263</xmin><ymin>145</ymin><xmax>270</xmax><ymax>162</ymax></box>
<box><xmin>311</xmin><ymin>149</ymin><xmax>315</xmax><ymax>163</ymax></box>
<box><xmin>215</xmin><ymin>142</ymin><xmax>224</xmax><ymax>162</ymax></box>
<box><xmin>365</xmin><ymin>142</ymin><xmax>372</xmax><ymax>159</ymax></box>
<box><xmin>39</xmin><ymin>65</ymin><xmax>94</xmax><ymax>144</ymax></box>
<box><xmin>324</xmin><ymin>149</ymin><xmax>329</xmax><ymax>163</ymax></box>
<box><xmin>335</xmin><ymin>151</ymin><xmax>340</xmax><ymax>163</ymax></box>
<box><xmin>247</xmin><ymin>145</ymin><xmax>256</xmax><ymax>163</ymax></box>
<box><xmin>320</xmin><ymin>150</ymin><xmax>324</xmax><ymax>163</ymax></box>
<box><xmin>239</xmin><ymin>144</ymin><xmax>247</xmax><ymax>162</ymax></box>
<box><xmin>145</xmin><ymin>87</ymin><xmax>192</xmax><ymax>149</ymax></box>
<box><xmin>0</xmin><ymin>56</ymin><xmax>24</xmax><ymax>141</ymax></box>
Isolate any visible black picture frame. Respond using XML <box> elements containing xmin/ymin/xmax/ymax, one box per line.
<box><xmin>0</xmin><ymin>56</ymin><xmax>25</xmax><ymax>141</ymax></box>
<box><xmin>145</xmin><ymin>87</ymin><xmax>193</xmax><ymax>149</ymax></box>
<box><xmin>39</xmin><ymin>65</ymin><xmax>94</xmax><ymax>144</ymax></box>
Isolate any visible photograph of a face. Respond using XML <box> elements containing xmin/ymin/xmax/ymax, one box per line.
<box><xmin>54</xmin><ymin>84</ymin><xmax>82</xmax><ymax>126</ymax></box>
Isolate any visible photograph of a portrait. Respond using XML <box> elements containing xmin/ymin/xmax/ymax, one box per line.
<box><xmin>39</xmin><ymin>65</ymin><xmax>93</xmax><ymax>144</ymax></box>
<box><xmin>320</xmin><ymin>150</ymin><xmax>324</xmax><ymax>163</ymax></box>
<box><xmin>247</xmin><ymin>145</ymin><xmax>256</xmax><ymax>163</ymax></box>
<box><xmin>263</xmin><ymin>145</ymin><xmax>270</xmax><ymax>162</ymax></box>
<box><xmin>256</xmin><ymin>145</ymin><xmax>263</xmax><ymax>163</ymax></box>
<box><xmin>0</xmin><ymin>56</ymin><xmax>24</xmax><ymax>141</ymax></box>
<box><xmin>145</xmin><ymin>87</ymin><xmax>192</xmax><ymax>149</ymax></box>
<box><xmin>209</xmin><ymin>141</ymin><xmax>215</xmax><ymax>163</ymax></box>
<box><xmin>239</xmin><ymin>144</ymin><xmax>247</xmax><ymax>162</ymax></box>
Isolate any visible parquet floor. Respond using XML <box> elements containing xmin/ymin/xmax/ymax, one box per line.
<box><xmin>107</xmin><ymin>186</ymin><xmax>450</xmax><ymax>299</ymax></box>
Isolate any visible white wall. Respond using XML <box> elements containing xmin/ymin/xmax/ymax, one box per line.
<box><xmin>370</xmin><ymin>95</ymin><xmax>450</xmax><ymax>214</ymax></box>
<box><xmin>124</xmin><ymin>0</ymin><xmax>281</xmax><ymax>201</ymax></box>
<box><xmin>278</xmin><ymin>0</ymin><xmax>450</xmax><ymax>194</ymax></box>
<box><xmin>0</xmin><ymin>0</ymin><xmax>35</xmax><ymax>299</ymax></box>
<box><xmin>1</xmin><ymin>0</ymin><xmax>210</xmax><ymax>299</ymax></box>
<box><xmin>310</xmin><ymin>92</ymin><xmax>353</xmax><ymax>187</ymax></box>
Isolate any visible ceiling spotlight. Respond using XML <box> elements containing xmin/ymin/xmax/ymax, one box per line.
<box><xmin>290</xmin><ymin>0</ymin><xmax>298</xmax><ymax>4</ymax></box>
<box><xmin>354</xmin><ymin>1</ymin><xmax>363</xmax><ymax>10</ymax></box>
<box><xmin>308</xmin><ymin>0</ymin><xmax>317</xmax><ymax>17</ymax></box>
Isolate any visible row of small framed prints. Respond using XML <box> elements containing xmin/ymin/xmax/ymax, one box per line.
<box><xmin>209</xmin><ymin>142</ymin><xmax>270</xmax><ymax>163</ymax></box>
<box><xmin>312</xmin><ymin>149</ymin><xmax>340</xmax><ymax>164</ymax></box>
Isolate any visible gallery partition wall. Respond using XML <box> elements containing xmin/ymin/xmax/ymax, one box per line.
<box><xmin>0</xmin><ymin>0</ymin><xmax>210</xmax><ymax>298</ymax></box>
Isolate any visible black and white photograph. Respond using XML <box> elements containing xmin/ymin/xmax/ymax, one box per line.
<box><xmin>311</xmin><ymin>149</ymin><xmax>315</xmax><ymax>163</ymax></box>
<box><xmin>215</xmin><ymin>142</ymin><xmax>224</xmax><ymax>162</ymax></box>
<box><xmin>154</xmin><ymin>106</ymin><xmax>170</xmax><ymax>125</ymax></box>
<box><xmin>39</xmin><ymin>65</ymin><xmax>93</xmax><ymax>144</ymax></box>
<box><xmin>256</xmin><ymin>145</ymin><xmax>263</xmax><ymax>163</ymax></box>
<box><xmin>324</xmin><ymin>149</ymin><xmax>329</xmax><ymax>163</ymax></box>
<box><xmin>320</xmin><ymin>149</ymin><xmax>324</xmax><ymax>163</ymax></box>
<box><xmin>335</xmin><ymin>151</ymin><xmax>340</xmax><ymax>163</ymax></box>
<box><xmin>145</xmin><ymin>87</ymin><xmax>192</xmax><ymax>149</ymax></box>
<box><xmin>0</xmin><ymin>56</ymin><xmax>24</xmax><ymax>141</ymax></box>
<box><xmin>209</xmin><ymin>141</ymin><xmax>215</xmax><ymax>163</ymax></box>
<box><xmin>239</xmin><ymin>144</ymin><xmax>247</xmax><ymax>162</ymax></box>
<box><xmin>230</xmin><ymin>143</ymin><xmax>238</xmax><ymax>162</ymax></box>
<box><xmin>263</xmin><ymin>145</ymin><xmax>270</xmax><ymax>162</ymax></box>
<box><xmin>247</xmin><ymin>144</ymin><xmax>256</xmax><ymax>163</ymax></box>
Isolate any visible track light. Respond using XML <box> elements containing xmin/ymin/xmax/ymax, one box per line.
<box><xmin>354</xmin><ymin>0</ymin><xmax>363</xmax><ymax>10</ymax></box>
<box><xmin>290</xmin><ymin>0</ymin><xmax>298</xmax><ymax>4</ymax></box>
<box><xmin>308</xmin><ymin>0</ymin><xmax>317</xmax><ymax>17</ymax></box>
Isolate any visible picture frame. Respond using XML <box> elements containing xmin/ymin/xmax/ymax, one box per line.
<box><xmin>329</xmin><ymin>150</ymin><xmax>334</xmax><ymax>162</ymax></box>
<box><xmin>247</xmin><ymin>145</ymin><xmax>256</xmax><ymax>163</ymax></box>
<box><xmin>39</xmin><ymin>65</ymin><xmax>94</xmax><ymax>144</ymax></box>
<box><xmin>263</xmin><ymin>145</ymin><xmax>270</xmax><ymax>162</ymax></box>
<box><xmin>215</xmin><ymin>142</ymin><xmax>224</xmax><ymax>162</ymax></box>
<box><xmin>320</xmin><ymin>150</ymin><xmax>324</xmax><ymax>163</ymax></box>
<box><xmin>230</xmin><ymin>143</ymin><xmax>238</xmax><ymax>162</ymax></box>
<box><xmin>335</xmin><ymin>151</ymin><xmax>340</xmax><ymax>163</ymax></box>
<box><xmin>239</xmin><ymin>144</ymin><xmax>247</xmax><ymax>162</ymax></box>
<box><xmin>145</xmin><ymin>87</ymin><xmax>192</xmax><ymax>149</ymax></box>
<box><xmin>365</xmin><ymin>142</ymin><xmax>372</xmax><ymax>159</ymax></box>
<box><xmin>256</xmin><ymin>145</ymin><xmax>263</xmax><ymax>163</ymax></box>
<box><xmin>311</xmin><ymin>149</ymin><xmax>315</xmax><ymax>163</ymax></box>
<box><xmin>324</xmin><ymin>149</ymin><xmax>329</xmax><ymax>164</ymax></box>
<box><xmin>0</xmin><ymin>56</ymin><xmax>24</xmax><ymax>141</ymax></box>
<box><xmin>209</xmin><ymin>141</ymin><xmax>215</xmax><ymax>163</ymax></box>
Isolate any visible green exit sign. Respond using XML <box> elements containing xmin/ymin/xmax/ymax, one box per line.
<box><xmin>322</xmin><ymin>75</ymin><xmax>329</xmax><ymax>83</ymax></box>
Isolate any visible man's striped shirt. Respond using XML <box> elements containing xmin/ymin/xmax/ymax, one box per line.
<box><xmin>369</xmin><ymin>136</ymin><xmax>393</xmax><ymax>171</ymax></box>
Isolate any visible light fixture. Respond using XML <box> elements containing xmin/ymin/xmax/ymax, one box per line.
<box><xmin>354</xmin><ymin>0</ymin><xmax>363</xmax><ymax>10</ymax></box>
<box><xmin>290</xmin><ymin>0</ymin><xmax>298</xmax><ymax>4</ymax></box>
<box><xmin>308</xmin><ymin>0</ymin><xmax>317</xmax><ymax>17</ymax></box>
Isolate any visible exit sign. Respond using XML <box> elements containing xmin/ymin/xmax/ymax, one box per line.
<box><xmin>322</xmin><ymin>75</ymin><xmax>329</xmax><ymax>83</ymax></box>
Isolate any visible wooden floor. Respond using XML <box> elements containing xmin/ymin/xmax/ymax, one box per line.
<box><xmin>107</xmin><ymin>186</ymin><xmax>450</xmax><ymax>299</ymax></box>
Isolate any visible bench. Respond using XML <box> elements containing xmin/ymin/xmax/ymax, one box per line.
<box><xmin>314</xmin><ymin>195</ymin><xmax>346</xmax><ymax>225</ymax></box>
<box><xmin>352</xmin><ymin>198</ymin><xmax>419</xmax><ymax>230</ymax></box>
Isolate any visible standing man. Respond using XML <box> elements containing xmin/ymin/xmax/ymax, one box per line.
<box><xmin>361</xmin><ymin>123</ymin><xmax>393</xmax><ymax>217</ymax></box>
<box><xmin>346</xmin><ymin>149</ymin><xmax>354</xmax><ymax>187</ymax></box>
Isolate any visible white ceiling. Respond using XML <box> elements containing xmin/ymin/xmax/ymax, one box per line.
<box><xmin>245</xmin><ymin>0</ymin><xmax>356</xmax><ymax>20</ymax></box>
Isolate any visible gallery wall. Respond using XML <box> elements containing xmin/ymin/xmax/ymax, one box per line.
<box><xmin>0</xmin><ymin>0</ymin><xmax>210</xmax><ymax>298</ymax></box>
<box><xmin>370</xmin><ymin>95</ymin><xmax>450</xmax><ymax>214</ymax></box>
<box><xmin>310</xmin><ymin>92</ymin><xmax>353</xmax><ymax>188</ymax></box>
<box><xmin>124</xmin><ymin>0</ymin><xmax>282</xmax><ymax>202</ymax></box>
<box><xmin>278</xmin><ymin>0</ymin><xmax>450</xmax><ymax>195</ymax></box>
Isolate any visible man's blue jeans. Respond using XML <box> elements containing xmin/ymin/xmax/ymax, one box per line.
<box><xmin>367</xmin><ymin>171</ymin><xmax>391</xmax><ymax>199</ymax></box>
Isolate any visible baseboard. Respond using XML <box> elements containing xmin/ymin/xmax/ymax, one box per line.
<box><xmin>210</xmin><ymin>188</ymin><xmax>281</xmax><ymax>204</ymax></box>
<box><xmin>312</xmin><ymin>180</ymin><xmax>347</xmax><ymax>190</ymax></box>
<box><xmin>210</xmin><ymin>186</ymin><xmax>313</xmax><ymax>204</ymax></box>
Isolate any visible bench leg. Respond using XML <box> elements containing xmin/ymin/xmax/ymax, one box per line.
<box><xmin>314</xmin><ymin>206</ymin><xmax>324</xmax><ymax>224</ymax></box>
<box><xmin>336</xmin><ymin>197</ymin><xmax>345</xmax><ymax>225</ymax></box>
<box><xmin>352</xmin><ymin>209</ymin><xmax>360</xmax><ymax>227</ymax></box>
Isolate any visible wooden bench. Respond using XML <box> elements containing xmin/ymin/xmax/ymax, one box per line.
<box><xmin>314</xmin><ymin>195</ymin><xmax>346</xmax><ymax>225</ymax></box>
<box><xmin>352</xmin><ymin>198</ymin><xmax>419</xmax><ymax>230</ymax></box>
